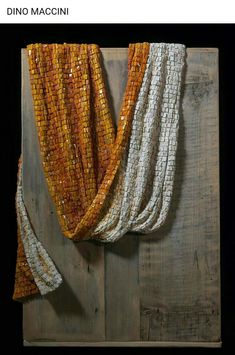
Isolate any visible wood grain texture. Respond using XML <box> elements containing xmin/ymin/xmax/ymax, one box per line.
<box><xmin>22</xmin><ymin>48</ymin><xmax>220</xmax><ymax>346</ymax></box>
<box><xmin>139</xmin><ymin>48</ymin><xmax>220</xmax><ymax>342</ymax></box>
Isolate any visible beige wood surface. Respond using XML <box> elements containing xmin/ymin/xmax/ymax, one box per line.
<box><xmin>101</xmin><ymin>49</ymin><xmax>140</xmax><ymax>341</ymax></box>
<box><xmin>22</xmin><ymin>47</ymin><xmax>220</xmax><ymax>346</ymax></box>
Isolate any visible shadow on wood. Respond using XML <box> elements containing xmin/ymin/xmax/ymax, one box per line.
<box><xmin>104</xmin><ymin>233</ymin><xmax>138</xmax><ymax>258</ymax></box>
<box><xmin>74</xmin><ymin>240</ymin><xmax>104</xmax><ymax>265</ymax></box>
<box><xmin>45</xmin><ymin>279</ymin><xmax>86</xmax><ymax>317</ymax></box>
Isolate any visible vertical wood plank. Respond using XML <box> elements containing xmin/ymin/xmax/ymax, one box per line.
<box><xmin>22</xmin><ymin>49</ymin><xmax>105</xmax><ymax>342</ymax></box>
<box><xmin>139</xmin><ymin>49</ymin><xmax>220</xmax><ymax>342</ymax></box>
<box><xmin>101</xmin><ymin>48</ymin><xmax>140</xmax><ymax>341</ymax></box>
<box><xmin>105</xmin><ymin>235</ymin><xmax>140</xmax><ymax>340</ymax></box>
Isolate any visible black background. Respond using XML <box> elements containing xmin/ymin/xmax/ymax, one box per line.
<box><xmin>0</xmin><ymin>24</ymin><xmax>234</xmax><ymax>353</ymax></box>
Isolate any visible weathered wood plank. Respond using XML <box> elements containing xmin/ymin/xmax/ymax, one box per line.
<box><xmin>101</xmin><ymin>48</ymin><xmax>140</xmax><ymax>341</ymax></box>
<box><xmin>139</xmin><ymin>48</ymin><xmax>220</xmax><ymax>342</ymax></box>
<box><xmin>22</xmin><ymin>49</ymin><xmax>105</xmax><ymax>342</ymax></box>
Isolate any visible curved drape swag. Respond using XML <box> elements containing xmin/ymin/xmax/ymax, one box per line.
<box><xmin>14</xmin><ymin>42</ymin><xmax>186</xmax><ymax>301</ymax></box>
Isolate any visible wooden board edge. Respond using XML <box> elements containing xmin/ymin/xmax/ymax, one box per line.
<box><xmin>216</xmin><ymin>46</ymin><xmax>221</xmax><ymax>341</ymax></box>
<box><xmin>24</xmin><ymin>340</ymin><xmax>222</xmax><ymax>348</ymax></box>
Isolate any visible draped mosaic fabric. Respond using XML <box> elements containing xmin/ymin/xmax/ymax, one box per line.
<box><xmin>13</xmin><ymin>159</ymin><xmax>62</xmax><ymax>300</ymax></box>
<box><xmin>14</xmin><ymin>43</ymin><xmax>186</xmax><ymax>301</ymax></box>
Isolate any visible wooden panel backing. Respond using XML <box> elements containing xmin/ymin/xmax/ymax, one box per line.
<box><xmin>21</xmin><ymin>47</ymin><xmax>220</xmax><ymax>346</ymax></box>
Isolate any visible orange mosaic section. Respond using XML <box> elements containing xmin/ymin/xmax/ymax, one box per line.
<box><xmin>88</xmin><ymin>45</ymin><xmax>116</xmax><ymax>185</ymax></box>
<box><xmin>27</xmin><ymin>43</ymin><xmax>149</xmax><ymax>240</ymax></box>
<box><xmin>13</xmin><ymin>229</ymin><xmax>39</xmax><ymax>301</ymax></box>
<box><xmin>28</xmin><ymin>43</ymin><xmax>115</xmax><ymax>235</ymax></box>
